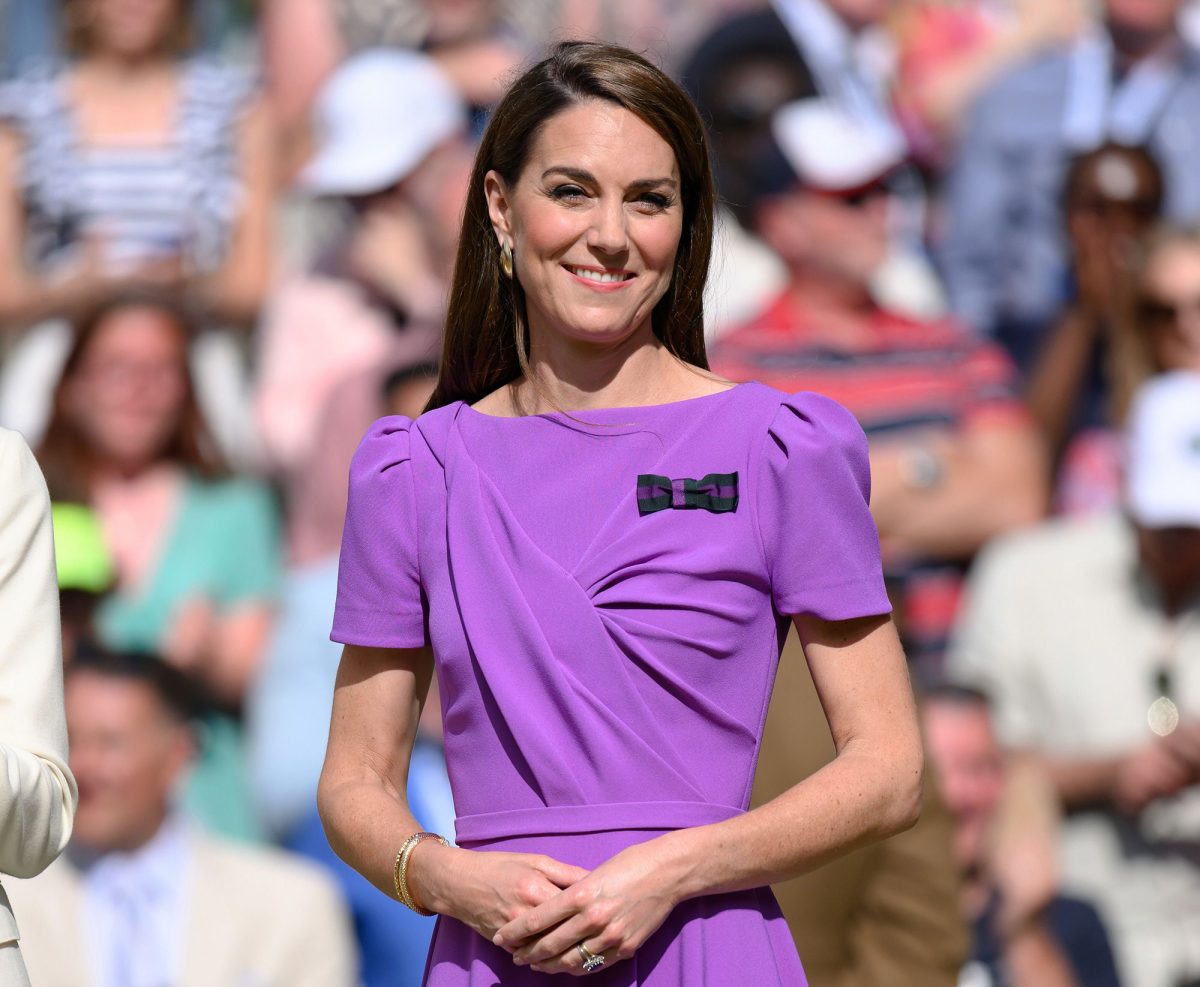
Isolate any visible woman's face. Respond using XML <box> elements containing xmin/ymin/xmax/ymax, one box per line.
<box><xmin>485</xmin><ymin>100</ymin><xmax>683</xmax><ymax>352</ymax></box>
<box><xmin>82</xmin><ymin>0</ymin><xmax>183</xmax><ymax>58</ymax></box>
<box><xmin>66</xmin><ymin>305</ymin><xmax>190</xmax><ymax>470</ymax></box>
<box><xmin>1140</xmin><ymin>241</ymin><xmax>1200</xmax><ymax>372</ymax></box>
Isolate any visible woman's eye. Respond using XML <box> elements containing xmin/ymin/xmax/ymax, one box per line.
<box><xmin>550</xmin><ymin>184</ymin><xmax>587</xmax><ymax>202</ymax></box>
<box><xmin>635</xmin><ymin>192</ymin><xmax>673</xmax><ymax>212</ymax></box>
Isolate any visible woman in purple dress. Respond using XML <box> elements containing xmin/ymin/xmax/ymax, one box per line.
<box><xmin>318</xmin><ymin>41</ymin><xmax>923</xmax><ymax>985</ymax></box>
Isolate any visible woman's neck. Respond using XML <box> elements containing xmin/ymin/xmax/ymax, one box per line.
<box><xmin>77</xmin><ymin>49</ymin><xmax>176</xmax><ymax>85</ymax></box>
<box><xmin>507</xmin><ymin>320</ymin><xmax>704</xmax><ymax>414</ymax></box>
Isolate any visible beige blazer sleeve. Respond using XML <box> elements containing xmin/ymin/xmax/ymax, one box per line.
<box><xmin>0</xmin><ymin>428</ymin><xmax>77</xmax><ymax>883</ymax></box>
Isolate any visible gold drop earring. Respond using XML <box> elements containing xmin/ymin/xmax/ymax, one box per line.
<box><xmin>500</xmin><ymin>240</ymin><xmax>514</xmax><ymax>279</ymax></box>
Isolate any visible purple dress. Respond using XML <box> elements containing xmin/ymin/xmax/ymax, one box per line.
<box><xmin>331</xmin><ymin>381</ymin><xmax>891</xmax><ymax>986</ymax></box>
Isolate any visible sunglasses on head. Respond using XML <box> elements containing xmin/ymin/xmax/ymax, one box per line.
<box><xmin>1137</xmin><ymin>293</ymin><xmax>1200</xmax><ymax>327</ymax></box>
<box><xmin>812</xmin><ymin>181</ymin><xmax>891</xmax><ymax>208</ymax></box>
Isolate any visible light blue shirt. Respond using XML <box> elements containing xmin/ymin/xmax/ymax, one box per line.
<box><xmin>82</xmin><ymin>816</ymin><xmax>190</xmax><ymax>987</ymax></box>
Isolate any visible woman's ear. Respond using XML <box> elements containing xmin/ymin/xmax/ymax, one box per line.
<box><xmin>483</xmin><ymin>169</ymin><xmax>513</xmax><ymax>247</ymax></box>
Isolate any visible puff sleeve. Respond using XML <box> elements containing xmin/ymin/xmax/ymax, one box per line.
<box><xmin>756</xmin><ymin>392</ymin><xmax>891</xmax><ymax>621</ymax></box>
<box><xmin>330</xmin><ymin>417</ymin><xmax>428</xmax><ymax>649</ymax></box>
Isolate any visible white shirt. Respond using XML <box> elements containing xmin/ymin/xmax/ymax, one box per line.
<box><xmin>948</xmin><ymin>512</ymin><xmax>1200</xmax><ymax>987</ymax></box>
<box><xmin>81</xmin><ymin>816</ymin><xmax>190</xmax><ymax>987</ymax></box>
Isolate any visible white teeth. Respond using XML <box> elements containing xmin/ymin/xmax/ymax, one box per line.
<box><xmin>568</xmin><ymin>266</ymin><xmax>628</xmax><ymax>284</ymax></box>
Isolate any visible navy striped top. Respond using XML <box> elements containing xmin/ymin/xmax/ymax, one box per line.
<box><xmin>0</xmin><ymin>58</ymin><xmax>255</xmax><ymax>276</ymax></box>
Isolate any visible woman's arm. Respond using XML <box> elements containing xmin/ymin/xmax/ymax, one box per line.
<box><xmin>318</xmin><ymin>644</ymin><xmax>587</xmax><ymax>937</ymax></box>
<box><xmin>493</xmin><ymin>613</ymin><xmax>923</xmax><ymax>974</ymax></box>
<box><xmin>0</xmin><ymin>430</ymin><xmax>78</xmax><ymax>877</ymax></box>
<box><xmin>192</xmin><ymin>96</ymin><xmax>274</xmax><ymax>327</ymax></box>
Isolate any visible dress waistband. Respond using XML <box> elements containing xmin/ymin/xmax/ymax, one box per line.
<box><xmin>454</xmin><ymin>801</ymin><xmax>744</xmax><ymax>844</ymax></box>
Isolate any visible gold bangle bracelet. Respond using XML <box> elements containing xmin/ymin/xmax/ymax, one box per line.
<box><xmin>393</xmin><ymin>831</ymin><xmax>449</xmax><ymax>916</ymax></box>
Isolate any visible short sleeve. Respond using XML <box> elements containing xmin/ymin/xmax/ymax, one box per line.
<box><xmin>755</xmin><ymin>392</ymin><xmax>891</xmax><ymax>620</ymax></box>
<box><xmin>330</xmin><ymin>416</ymin><xmax>428</xmax><ymax>649</ymax></box>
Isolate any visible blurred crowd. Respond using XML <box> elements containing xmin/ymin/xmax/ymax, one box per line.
<box><xmin>2</xmin><ymin>1</ymin><xmax>1200</xmax><ymax>985</ymax></box>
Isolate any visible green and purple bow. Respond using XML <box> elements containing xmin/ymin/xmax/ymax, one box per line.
<box><xmin>636</xmin><ymin>472</ymin><xmax>739</xmax><ymax>516</ymax></box>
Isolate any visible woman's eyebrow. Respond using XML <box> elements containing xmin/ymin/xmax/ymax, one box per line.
<box><xmin>542</xmin><ymin>167</ymin><xmax>678</xmax><ymax>192</ymax></box>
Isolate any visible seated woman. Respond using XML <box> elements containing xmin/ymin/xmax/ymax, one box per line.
<box><xmin>37</xmin><ymin>289</ymin><xmax>281</xmax><ymax>840</ymax></box>
<box><xmin>0</xmin><ymin>0</ymin><xmax>272</xmax><ymax>448</ymax></box>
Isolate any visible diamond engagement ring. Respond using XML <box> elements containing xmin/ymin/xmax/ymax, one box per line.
<box><xmin>576</xmin><ymin>943</ymin><xmax>606</xmax><ymax>972</ymax></box>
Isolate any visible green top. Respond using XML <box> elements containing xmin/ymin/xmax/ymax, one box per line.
<box><xmin>95</xmin><ymin>473</ymin><xmax>282</xmax><ymax>843</ymax></box>
<box><xmin>97</xmin><ymin>474</ymin><xmax>281</xmax><ymax>649</ymax></box>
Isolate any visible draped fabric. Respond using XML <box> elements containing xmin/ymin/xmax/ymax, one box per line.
<box><xmin>332</xmin><ymin>381</ymin><xmax>890</xmax><ymax>985</ymax></box>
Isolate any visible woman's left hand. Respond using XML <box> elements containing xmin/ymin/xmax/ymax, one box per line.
<box><xmin>491</xmin><ymin>838</ymin><xmax>682</xmax><ymax>975</ymax></box>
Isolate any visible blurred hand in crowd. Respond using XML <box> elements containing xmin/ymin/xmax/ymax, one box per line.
<box><xmin>1112</xmin><ymin>724</ymin><xmax>1200</xmax><ymax>815</ymax></box>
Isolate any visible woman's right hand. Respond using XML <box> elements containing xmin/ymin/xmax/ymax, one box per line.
<box><xmin>410</xmin><ymin>842</ymin><xmax>589</xmax><ymax>944</ymax></box>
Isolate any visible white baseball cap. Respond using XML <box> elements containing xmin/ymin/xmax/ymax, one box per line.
<box><xmin>1126</xmin><ymin>371</ymin><xmax>1200</xmax><ymax>529</ymax></box>
<box><xmin>300</xmin><ymin>49</ymin><xmax>466</xmax><ymax>196</ymax></box>
<box><xmin>770</xmin><ymin>98</ymin><xmax>906</xmax><ymax>193</ymax></box>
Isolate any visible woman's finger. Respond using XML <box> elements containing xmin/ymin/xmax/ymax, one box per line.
<box><xmin>494</xmin><ymin>883</ymin><xmax>589</xmax><ymax>948</ymax></box>
<box><xmin>512</xmin><ymin>909</ymin><xmax>600</xmax><ymax>966</ymax></box>
<box><xmin>535</xmin><ymin>855</ymin><xmax>590</xmax><ymax>888</ymax></box>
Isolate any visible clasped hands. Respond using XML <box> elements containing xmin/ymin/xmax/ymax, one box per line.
<box><xmin>417</xmin><ymin>839</ymin><xmax>681</xmax><ymax>976</ymax></box>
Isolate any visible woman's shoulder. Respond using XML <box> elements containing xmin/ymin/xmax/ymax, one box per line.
<box><xmin>750</xmin><ymin>384</ymin><xmax>866</xmax><ymax>449</ymax></box>
<box><xmin>0</xmin><ymin>61</ymin><xmax>67</xmax><ymax>130</ymax></box>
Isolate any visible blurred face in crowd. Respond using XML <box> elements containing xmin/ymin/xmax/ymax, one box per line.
<box><xmin>826</xmin><ymin>0</ymin><xmax>892</xmax><ymax>31</ymax></box>
<box><xmin>67</xmin><ymin>670</ymin><xmax>193</xmax><ymax>853</ymax></box>
<box><xmin>1067</xmin><ymin>148</ymin><xmax>1162</xmax><ymax>251</ymax></box>
<box><xmin>1104</xmin><ymin>0</ymin><xmax>1184</xmax><ymax>49</ymax></box>
<box><xmin>756</xmin><ymin>182</ymin><xmax>891</xmax><ymax>293</ymax></box>
<box><xmin>485</xmin><ymin>99</ymin><xmax>683</xmax><ymax>351</ymax></box>
<box><xmin>922</xmin><ymin>699</ymin><xmax>1005</xmax><ymax>873</ymax></box>
<box><xmin>1139</xmin><ymin>239</ymin><xmax>1200</xmax><ymax>372</ymax></box>
<box><xmin>64</xmin><ymin>304</ymin><xmax>190</xmax><ymax>472</ymax></box>
<box><xmin>78</xmin><ymin>0</ymin><xmax>186</xmax><ymax>57</ymax></box>
<box><xmin>405</xmin><ymin>139</ymin><xmax>475</xmax><ymax>270</ymax></box>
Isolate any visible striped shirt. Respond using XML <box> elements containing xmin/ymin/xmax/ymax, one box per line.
<box><xmin>709</xmin><ymin>290</ymin><xmax>1027</xmax><ymax>670</ymax></box>
<box><xmin>0</xmin><ymin>58</ymin><xmax>255</xmax><ymax>276</ymax></box>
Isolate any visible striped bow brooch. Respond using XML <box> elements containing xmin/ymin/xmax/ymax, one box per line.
<box><xmin>637</xmin><ymin>472</ymin><xmax>739</xmax><ymax>516</ymax></box>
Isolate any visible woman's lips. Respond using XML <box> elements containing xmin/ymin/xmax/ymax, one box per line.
<box><xmin>563</xmin><ymin>264</ymin><xmax>635</xmax><ymax>290</ymax></box>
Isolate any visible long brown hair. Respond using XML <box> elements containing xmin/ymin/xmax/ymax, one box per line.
<box><xmin>427</xmin><ymin>41</ymin><xmax>716</xmax><ymax>412</ymax></box>
<box><xmin>37</xmin><ymin>290</ymin><xmax>225</xmax><ymax>503</ymax></box>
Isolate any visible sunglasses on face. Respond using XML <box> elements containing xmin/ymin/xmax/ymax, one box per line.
<box><xmin>1072</xmin><ymin>195</ymin><xmax>1160</xmax><ymax>221</ymax></box>
<box><xmin>1137</xmin><ymin>293</ymin><xmax>1200</xmax><ymax>327</ymax></box>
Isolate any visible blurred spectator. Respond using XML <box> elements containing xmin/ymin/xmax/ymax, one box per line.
<box><xmin>260</xmin><ymin>0</ymin><xmax>542</xmax><ymax>178</ymax></box>
<box><xmin>770</xmin><ymin>0</ymin><xmax>904</xmax><ymax>146</ymax></box>
<box><xmin>940</xmin><ymin>0</ymin><xmax>1200</xmax><ymax>365</ymax></box>
<box><xmin>947</xmin><ymin>371</ymin><xmax>1200</xmax><ymax>987</ymax></box>
<box><xmin>922</xmin><ymin>684</ymin><xmax>1121</xmax><ymax>987</ymax></box>
<box><xmin>0</xmin><ymin>0</ymin><xmax>271</xmax><ymax>457</ymax></box>
<box><xmin>1028</xmin><ymin>143</ymin><xmax>1164</xmax><ymax>464</ymax></box>
<box><xmin>1037</xmin><ymin>218</ymin><xmax>1200</xmax><ymax>516</ymax></box>
<box><xmin>253</xmin><ymin>48</ymin><xmax>465</xmax><ymax>564</ymax></box>
<box><xmin>709</xmin><ymin>99</ymin><xmax>1047</xmax><ymax>670</ymax></box>
<box><xmin>5</xmin><ymin>646</ymin><xmax>357</xmax><ymax>987</ymax></box>
<box><xmin>0</xmin><ymin>428</ymin><xmax>79</xmax><ymax>987</ymax></box>
<box><xmin>752</xmin><ymin>630</ymin><xmax>969</xmax><ymax>987</ymax></box>
<box><xmin>684</xmin><ymin>7</ymin><xmax>945</xmax><ymax>336</ymax></box>
<box><xmin>248</xmin><ymin>362</ymin><xmax>449</xmax><ymax>987</ymax></box>
<box><xmin>37</xmin><ymin>291</ymin><xmax>281</xmax><ymax>840</ymax></box>
<box><xmin>0</xmin><ymin>0</ymin><xmax>270</xmax><ymax>330</ymax></box>
<box><xmin>890</xmin><ymin>0</ymin><xmax>1088</xmax><ymax>167</ymax></box>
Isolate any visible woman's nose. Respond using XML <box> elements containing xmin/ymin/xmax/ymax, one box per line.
<box><xmin>586</xmin><ymin>200</ymin><xmax>628</xmax><ymax>254</ymax></box>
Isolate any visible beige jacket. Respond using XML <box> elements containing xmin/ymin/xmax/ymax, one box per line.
<box><xmin>6</xmin><ymin>827</ymin><xmax>359</xmax><ymax>987</ymax></box>
<box><xmin>0</xmin><ymin>428</ymin><xmax>78</xmax><ymax>943</ymax></box>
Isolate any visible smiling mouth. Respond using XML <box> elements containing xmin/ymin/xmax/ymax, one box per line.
<box><xmin>564</xmin><ymin>265</ymin><xmax>635</xmax><ymax>284</ymax></box>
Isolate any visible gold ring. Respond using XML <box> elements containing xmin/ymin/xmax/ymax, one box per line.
<box><xmin>576</xmin><ymin>942</ymin><xmax>606</xmax><ymax>972</ymax></box>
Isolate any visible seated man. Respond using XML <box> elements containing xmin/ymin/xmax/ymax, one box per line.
<box><xmin>709</xmin><ymin>99</ymin><xmax>1046</xmax><ymax>670</ymax></box>
<box><xmin>5</xmin><ymin>645</ymin><xmax>358</xmax><ymax>987</ymax></box>
<box><xmin>947</xmin><ymin>371</ymin><xmax>1200</xmax><ymax>987</ymax></box>
<box><xmin>922</xmin><ymin>684</ymin><xmax>1120</xmax><ymax>987</ymax></box>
